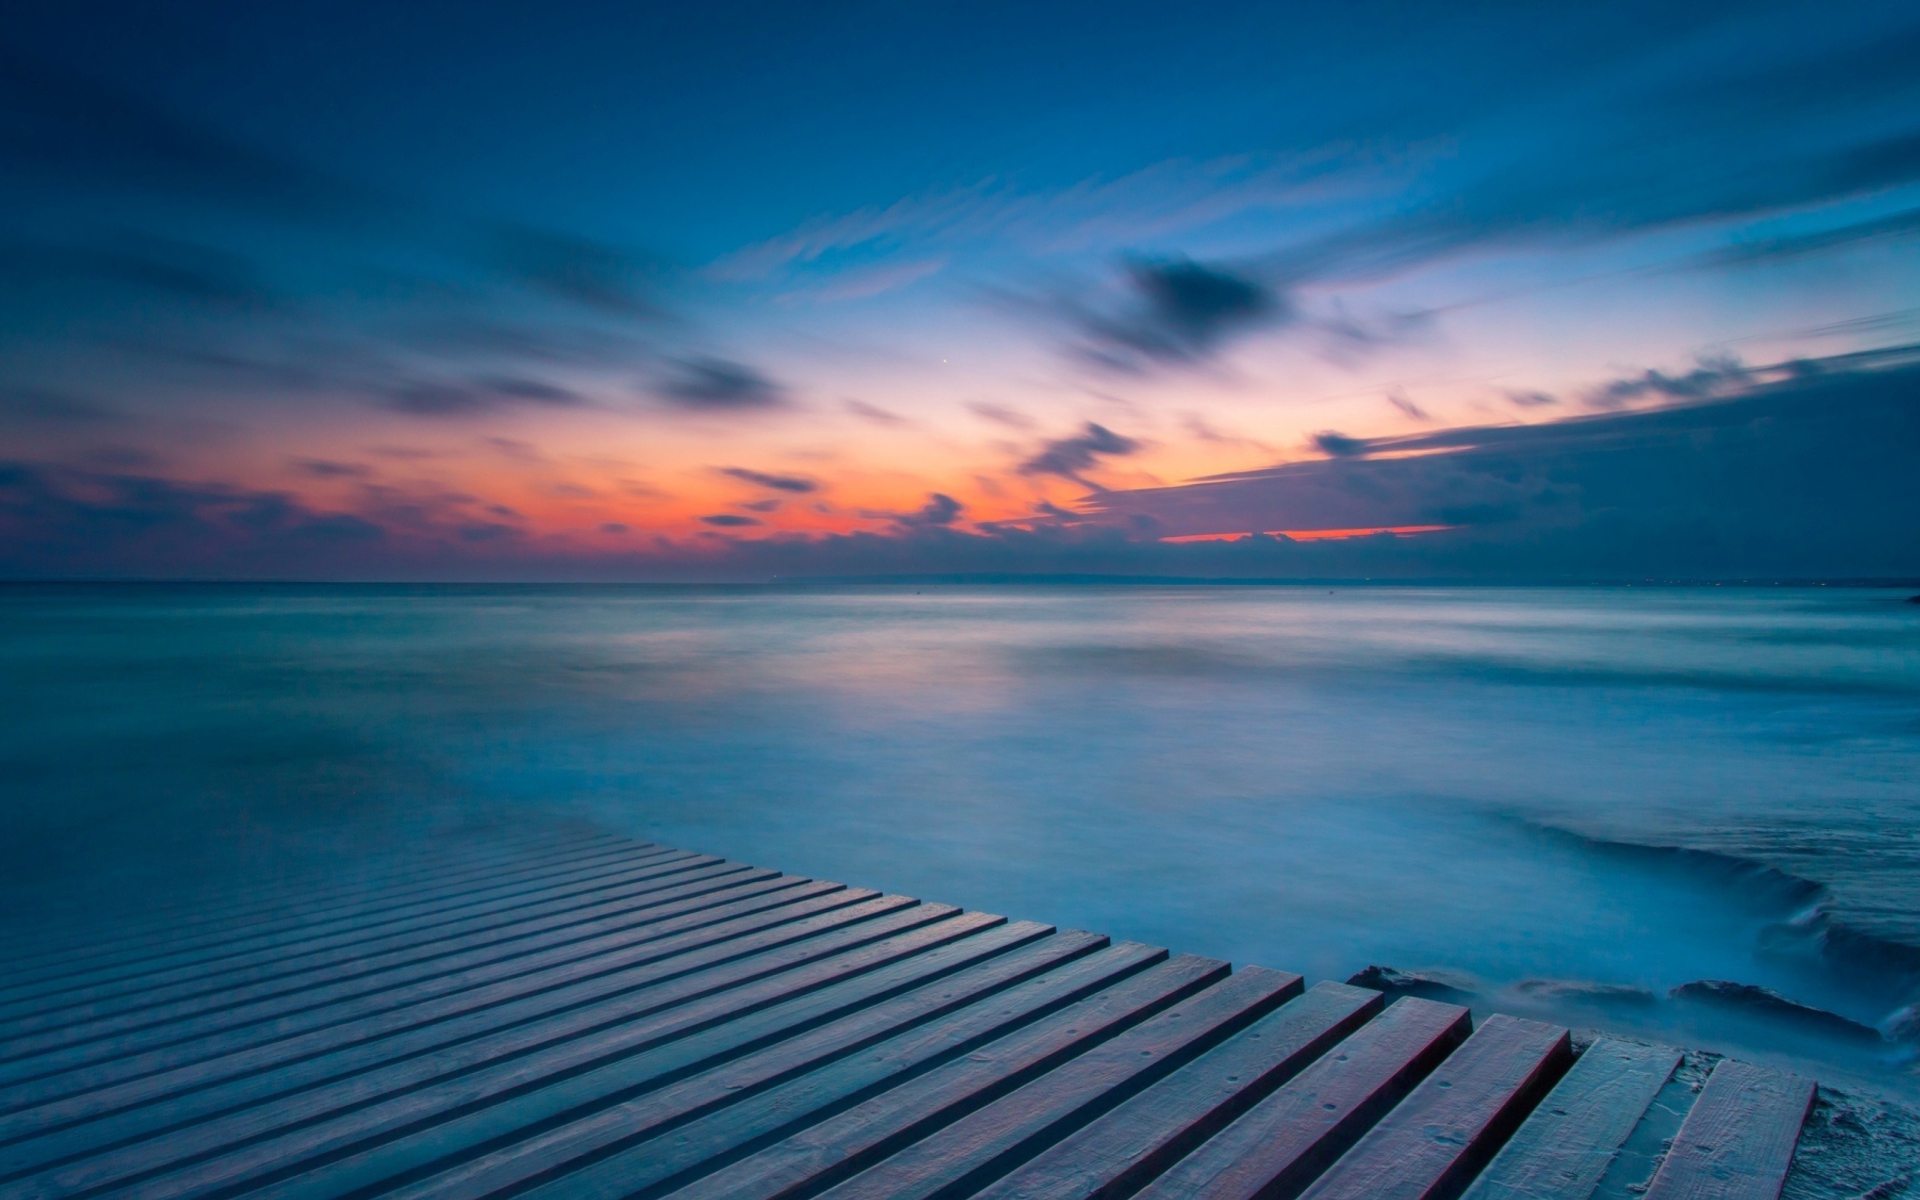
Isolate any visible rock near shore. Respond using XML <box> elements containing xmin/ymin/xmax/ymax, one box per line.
<box><xmin>1345</xmin><ymin>965</ymin><xmax>1480</xmax><ymax>1004</ymax></box>
<box><xmin>1669</xmin><ymin>979</ymin><xmax>1884</xmax><ymax>1044</ymax></box>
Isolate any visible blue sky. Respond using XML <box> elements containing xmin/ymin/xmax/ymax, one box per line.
<box><xmin>1</xmin><ymin>0</ymin><xmax>1917</xmax><ymax>578</ymax></box>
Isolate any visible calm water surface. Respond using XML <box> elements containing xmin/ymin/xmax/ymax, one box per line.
<box><xmin>4</xmin><ymin>584</ymin><xmax>1918</xmax><ymax>1091</ymax></box>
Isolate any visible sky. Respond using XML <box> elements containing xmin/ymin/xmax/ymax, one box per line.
<box><xmin>1</xmin><ymin>0</ymin><xmax>1917</xmax><ymax>580</ymax></box>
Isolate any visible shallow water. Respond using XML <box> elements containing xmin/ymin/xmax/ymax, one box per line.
<box><xmin>3</xmin><ymin>583</ymin><xmax>1918</xmax><ymax>1091</ymax></box>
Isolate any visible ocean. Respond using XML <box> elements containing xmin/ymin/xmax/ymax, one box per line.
<box><xmin>4</xmin><ymin>582</ymin><xmax>1918</xmax><ymax>1093</ymax></box>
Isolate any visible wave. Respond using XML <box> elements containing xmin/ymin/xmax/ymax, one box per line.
<box><xmin>1530</xmin><ymin>821</ymin><xmax>1920</xmax><ymax>1019</ymax></box>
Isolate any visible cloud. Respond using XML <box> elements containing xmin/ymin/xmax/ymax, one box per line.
<box><xmin>485</xmin><ymin>438</ymin><xmax>545</xmax><ymax>462</ymax></box>
<box><xmin>0</xmin><ymin>387</ymin><xmax>119</xmax><ymax>425</ymax></box>
<box><xmin>383</xmin><ymin>376</ymin><xmax>585</xmax><ymax>417</ymax></box>
<box><xmin>1696</xmin><ymin>206</ymin><xmax>1920</xmax><ymax>269</ymax></box>
<box><xmin>718</xmin><ymin>466</ymin><xmax>818</xmax><ymax>493</ymax></box>
<box><xmin>0</xmin><ymin>462</ymin><xmax>385</xmax><ymax>579</ymax></box>
<box><xmin>479</xmin><ymin>376</ymin><xmax>582</xmax><ymax>404</ymax></box>
<box><xmin>1182</xmin><ymin>414</ymin><xmax>1275</xmax><ymax>453</ymax></box>
<box><xmin>892</xmin><ymin>493</ymin><xmax>964</xmax><ymax>528</ymax></box>
<box><xmin>1078</xmin><ymin>258</ymin><xmax>1285</xmax><ymax>370</ymax></box>
<box><xmin>845</xmin><ymin>399</ymin><xmax>911</xmax><ymax>426</ymax></box>
<box><xmin>456</xmin><ymin>522</ymin><xmax>518</xmax><ymax>543</ymax></box>
<box><xmin>0</xmin><ymin>46</ymin><xmax>335</xmax><ymax>207</ymax></box>
<box><xmin>794</xmin><ymin>257</ymin><xmax>947</xmax><ymax>302</ymax></box>
<box><xmin>0</xmin><ymin>234</ymin><xmax>274</xmax><ymax>306</ymax></box>
<box><xmin>1387</xmin><ymin>393</ymin><xmax>1432</xmax><ymax>422</ymax></box>
<box><xmin>1244</xmin><ymin>35</ymin><xmax>1920</xmax><ymax>296</ymax></box>
<box><xmin>655</xmin><ymin>357</ymin><xmax>787</xmax><ymax>411</ymax></box>
<box><xmin>1506</xmin><ymin>390</ymin><xmax>1559</xmax><ymax>409</ymax></box>
<box><xmin>290</xmin><ymin>458</ymin><xmax>372</xmax><ymax>479</ymax></box>
<box><xmin>1017</xmin><ymin>422</ymin><xmax>1143</xmax><ymax>489</ymax></box>
<box><xmin>0</xmin><ymin>49</ymin><xmax>693</xmax><ymax>448</ymax></box>
<box><xmin>1311</xmin><ymin>431</ymin><xmax>1369</xmax><ymax>458</ymax></box>
<box><xmin>967</xmin><ymin>401</ymin><xmax>1037</xmax><ymax>429</ymax></box>
<box><xmin>6</xmin><ymin>345</ymin><xmax>1914</xmax><ymax>582</ymax></box>
<box><xmin>383</xmin><ymin>383</ymin><xmax>493</xmax><ymax>417</ymax></box>
<box><xmin>1072</xmin><ymin>344</ymin><xmax>1920</xmax><ymax>579</ymax></box>
<box><xmin>1584</xmin><ymin>356</ymin><xmax>1750</xmax><ymax>410</ymax></box>
<box><xmin>479</xmin><ymin>225</ymin><xmax>661</xmax><ymax>316</ymax></box>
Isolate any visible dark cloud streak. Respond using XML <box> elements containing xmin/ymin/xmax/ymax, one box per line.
<box><xmin>383</xmin><ymin>376</ymin><xmax>585</xmax><ymax>417</ymax></box>
<box><xmin>718</xmin><ymin>467</ymin><xmax>818</xmax><ymax>493</ymax></box>
<box><xmin>1018</xmin><ymin>422</ymin><xmax>1142</xmax><ymax>489</ymax></box>
<box><xmin>1077</xmin><ymin>258</ymin><xmax>1285</xmax><ymax>371</ymax></box>
<box><xmin>655</xmin><ymin>357</ymin><xmax>788</xmax><ymax>411</ymax></box>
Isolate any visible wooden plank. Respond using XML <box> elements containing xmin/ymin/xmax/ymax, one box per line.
<box><xmin>1298</xmin><ymin>1013</ymin><xmax>1573</xmax><ymax>1200</ymax></box>
<box><xmin>1639</xmin><ymin>1060</ymin><xmax>1815</xmax><ymax>1200</ymax></box>
<box><xmin>0</xmin><ymin>895</ymin><xmax>948</xmax><ymax>1180</ymax></box>
<box><xmin>522</xmin><ymin>942</ymin><xmax>1175</xmax><ymax>1200</ymax></box>
<box><xmin>0</xmin><ymin>854</ymin><xmax>748</xmax><ymax>1046</ymax></box>
<box><xmin>0</xmin><ymin>847</ymin><xmax>708</xmax><ymax>1022</ymax></box>
<box><xmin>0</xmin><ymin>839</ymin><xmax>666</xmax><ymax>1005</ymax></box>
<box><xmin>972</xmin><ymin>981</ymin><xmax>1384</xmax><ymax>1200</ymax></box>
<box><xmin>0</xmin><ymin>862</ymin><xmax>785</xmax><ymax>1065</ymax></box>
<box><xmin>0</xmin><ymin>878</ymin><xmax>860</xmax><ymax>1106</ymax></box>
<box><xmin>0</xmin><ymin>828</ymin><xmax>604</xmax><ymax>954</ymax></box>
<box><xmin>808</xmin><ymin>966</ymin><xmax>1305</xmax><ymax>1200</ymax></box>
<box><xmin>0</xmin><ymin>831</ymin><xmax>628</xmax><ymax>982</ymax></box>
<box><xmin>0</xmin><ymin>831</ymin><xmax>1824</xmax><ymax>1200</ymax></box>
<box><xmin>0</xmin><ymin>868</ymin><xmax>816</xmax><ymax>1082</ymax></box>
<box><xmin>1462</xmin><ymin>1040</ymin><xmax>1681</xmax><ymax>1200</ymax></box>
<box><xmin>0</xmin><ymin>839</ymin><xmax>654</xmax><ymax>1010</ymax></box>
<box><xmin>268</xmin><ymin>931</ymin><xmax>1117</xmax><ymax>1200</ymax></box>
<box><xmin>0</xmin><ymin>841</ymin><xmax>685</xmax><ymax>1006</ymax></box>
<box><xmin>1134</xmin><ymin>995</ymin><xmax>1472</xmax><ymax>1200</ymax></box>
<box><xmin>0</xmin><ymin>831</ymin><xmax>619</xmax><ymax>976</ymax></box>
<box><xmin>90</xmin><ymin>915</ymin><xmax>1043</xmax><ymax>1200</ymax></box>
<box><xmin>7</xmin><ymin>904</ymin><xmax>986</xmax><ymax>1190</ymax></box>
<box><xmin>659</xmin><ymin>953</ymin><xmax>1233</xmax><ymax>1200</ymax></box>
<box><xmin>0</xmin><ymin>846</ymin><xmax>701</xmax><ymax>1027</ymax></box>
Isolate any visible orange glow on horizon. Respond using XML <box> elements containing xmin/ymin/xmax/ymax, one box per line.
<box><xmin>1160</xmin><ymin>525</ymin><xmax>1455</xmax><ymax>544</ymax></box>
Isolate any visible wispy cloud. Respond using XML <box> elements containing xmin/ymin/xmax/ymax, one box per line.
<box><xmin>844</xmin><ymin>399</ymin><xmax>912</xmax><ymax>426</ymax></box>
<box><xmin>967</xmin><ymin>401</ymin><xmax>1037</xmax><ymax>430</ymax></box>
<box><xmin>718</xmin><ymin>466</ymin><xmax>819</xmax><ymax>493</ymax></box>
<box><xmin>383</xmin><ymin>376</ymin><xmax>586</xmax><ymax>417</ymax></box>
<box><xmin>1018</xmin><ymin>422</ymin><xmax>1143</xmax><ymax>489</ymax></box>
<box><xmin>653</xmin><ymin>357</ymin><xmax>788</xmax><ymax>411</ymax></box>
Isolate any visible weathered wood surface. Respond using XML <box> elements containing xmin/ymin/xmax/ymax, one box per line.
<box><xmin>0</xmin><ymin>838</ymin><xmax>666</xmax><ymax>1010</ymax></box>
<box><xmin>0</xmin><ymin>845</ymin><xmax>702</xmax><ymax>1026</ymax></box>
<box><xmin>0</xmin><ymin>865</ymin><xmax>807</xmax><ymax>1076</ymax></box>
<box><xmin>1641</xmin><ymin>1060</ymin><xmax>1817</xmax><ymax>1200</ymax></box>
<box><xmin>0</xmin><ymin>830</ymin><xmax>626</xmax><ymax>982</ymax></box>
<box><xmin>968</xmin><ymin>980</ymin><xmax>1382</xmax><ymax>1200</ymax></box>
<box><xmin>0</xmin><ymin>831</ymin><xmax>1818</xmax><ymax>1200</ymax></box>
<box><xmin>1297</xmin><ymin>1014</ymin><xmax>1574</xmax><ymax>1200</ymax></box>
<box><xmin>1134</xmin><ymin>994</ymin><xmax>1473</xmax><ymax>1200</ymax></box>
<box><xmin>1462</xmin><ymin>1039</ymin><xmax>1680</xmax><ymax>1200</ymax></box>
<box><xmin>660</xmin><ymin>953</ymin><xmax>1232</xmax><ymax>1200</ymax></box>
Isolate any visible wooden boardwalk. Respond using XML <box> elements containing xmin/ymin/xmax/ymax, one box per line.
<box><xmin>0</xmin><ymin>828</ymin><xmax>1816</xmax><ymax>1200</ymax></box>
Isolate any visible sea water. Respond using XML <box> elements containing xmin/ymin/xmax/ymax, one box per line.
<box><xmin>3</xmin><ymin>583</ymin><xmax>1917</xmax><ymax>1092</ymax></box>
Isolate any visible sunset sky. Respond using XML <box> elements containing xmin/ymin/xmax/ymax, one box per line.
<box><xmin>3</xmin><ymin>0</ymin><xmax>1918</xmax><ymax>579</ymax></box>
